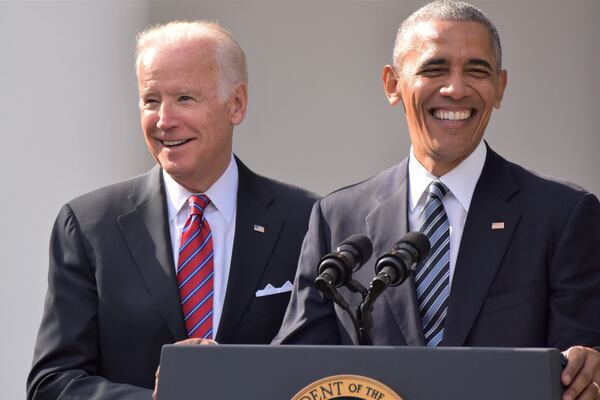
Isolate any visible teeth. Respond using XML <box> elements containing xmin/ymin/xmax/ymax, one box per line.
<box><xmin>162</xmin><ymin>139</ymin><xmax>187</xmax><ymax>146</ymax></box>
<box><xmin>433</xmin><ymin>110</ymin><xmax>472</xmax><ymax>121</ymax></box>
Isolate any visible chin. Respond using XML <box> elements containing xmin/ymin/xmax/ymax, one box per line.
<box><xmin>160</xmin><ymin>161</ymin><xmax>185</xmax><ymax>176</ymax></box>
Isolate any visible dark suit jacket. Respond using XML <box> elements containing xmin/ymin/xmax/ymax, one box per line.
<box><xmin>275</xmin><ymin>147</ymin><xmax>600</xmax><ymax>350</ymax></box>
<box><xmin>27</xmin><ymin>158</ymin><xmax>318</xmax><ymax>399</ymax></box>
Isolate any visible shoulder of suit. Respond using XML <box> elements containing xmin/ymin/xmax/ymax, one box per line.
<box><xmin>65</xmin><ymin>168</ymin><xmax>158</xmax><ymax>215</ymax></box>
<box><xmin>480</xmin><ymin>148</ymin><xmax>599</xmax><ymax>224</ymax></box>
<box><xmin>236</xmin><ymin>157</ymin><xmax>320</xmax><ymax>206</ymax></box>
<box><xmin>318</xmin><ymin>161</ymin><xmax>407</xmax><ymax>209</ymax></box>
<box><xmin>256</xmin><ymin>173</ymin><xmax>319</xmax><ymax>203</ymax></box>
<box><xmin>500</xmin><ymin>154</ymin><xmax>594</xmax><ymax>200</ymax></box>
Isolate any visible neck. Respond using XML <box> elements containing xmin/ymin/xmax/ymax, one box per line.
<box><xmin>171</xmin><ymin>156</ymin><xmax>231</xmax><ymax>194</ymax></box>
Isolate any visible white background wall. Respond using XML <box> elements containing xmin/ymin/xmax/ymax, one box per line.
<box><xmin>1</xmin><ymin>0</ymin><xmax>598</xmax><ymax>398</ymax></box>
<box><xmin>0</xmin><ymin>1</ymin><xmax>150</xmax><ymax>398</ymax></box>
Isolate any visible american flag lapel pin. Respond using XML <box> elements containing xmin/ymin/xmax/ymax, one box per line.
<box><xmin>253</xmin><ymin>224</ymin><xmax>265</xmax><ymax>233</ymax></box>
<box><xmin>491</xmin><ymin>222</ymin><xmax>505</xmax><ymax>230</ymax></box>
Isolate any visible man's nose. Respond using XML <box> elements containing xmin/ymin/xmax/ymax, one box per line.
<box><xmin>439</xmin><ymin>71</ymin><xmax>469</xmax><ymax>100</ymax></box>
<box><xmin>156</xmin><ymin>102</ymin><xmax>179</xmax><ymax>131</ymax></box>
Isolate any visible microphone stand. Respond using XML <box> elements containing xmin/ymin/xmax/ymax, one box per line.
<box><xmin>317</xmin><ymin>283</ymin><xmax>366</xmax><ymax>345</ymax></box>
<box><xmin>346</xmin><ymin>279</ymin><xmax>370</xmax><ymax>345</ymax></box>
<box><xmin>356</xmin><ymin>301</ymin><xmax>373</xmax><ymax>345</ymax></box>
<box><xmin>317</xmin><ymin>273</ymin><xmax>398</xmax><ymax>345</ymax></box>
<box><xmin>316</xmin><ymin>278</ymin><xmax>369</xmax><ymax>345</ymax></box>
<box><xmin>356</xmin><ymin>277</ymin><xmax>388</xmax><ymax>346</ymax></box>
<box><xmin>358</xmin><ymin>243</ymin><xmax>423</xmax><ymax>345</ymax></box>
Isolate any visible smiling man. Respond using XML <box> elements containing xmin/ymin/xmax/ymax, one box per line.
<box><xmin>275</xmin><ymin>2</ymin><xmax>600</xmax><ymax>399</ymax></box>
<box><xmin>27</xmin><ymin>21</ymin><xmax>317</xmax><ymax>399</ymax></box>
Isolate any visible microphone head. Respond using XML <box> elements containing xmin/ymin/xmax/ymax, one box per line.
<box><xmin>394</xmin><ymin>231</ymin><xmax>430</xmax><ymax>263</ymax></box>
<box><xmin>338</xmin><ymin>234</ymin><xmax>373</xmax><ymax>264</ymax></box>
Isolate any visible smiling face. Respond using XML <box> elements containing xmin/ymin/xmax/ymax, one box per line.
<box><xmin>137</xmin><ymin>37</ymin><xmax>247</xmax><ymax>192</ymax></box>
<box><xmin>383</xmin><ymin>20</ymin><xmax>507</xmax><ymax>176</ymax></box>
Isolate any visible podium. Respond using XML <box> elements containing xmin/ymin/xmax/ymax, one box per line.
<box><xmin>157</xmin><ymin>344</ymin><xmax>563</xmax><ymax>399</ymax></box>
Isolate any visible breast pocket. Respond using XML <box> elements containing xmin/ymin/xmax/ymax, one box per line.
<box><xmin>249</xmin><ymin>291</ymin><xmax>293</xmax><ymax>314</ymax></box>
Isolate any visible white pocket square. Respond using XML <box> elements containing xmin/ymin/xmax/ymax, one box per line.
<box><xmin>255</xmin><ymin>281</ymin><xmax>294</xmax><ymax>297</ymax></box>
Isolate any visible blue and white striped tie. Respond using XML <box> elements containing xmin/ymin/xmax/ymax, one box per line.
<box><xmin>415</xmin><ymin>180</ymin><xmax>450</xmax><ymax>347</ymax></box>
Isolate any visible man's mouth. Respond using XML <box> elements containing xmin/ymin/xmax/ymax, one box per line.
<box><xmin>160</xmin><ymin>139</ymin><xmax>191</xmax><ymax>147</ymax></box>
<box><xmin>431</xmin><ymin>109</ymin><xmax>474</xmax><ymax>121</ymax></box>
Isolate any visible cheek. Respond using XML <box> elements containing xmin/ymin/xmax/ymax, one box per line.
<box><xmin>403</xmin><ymin>85</ymin><xmax>432</xmax><ymax>135</ymax></box>
<box><xmin>141</xmin><ymin>113</ymin><xmax>157</xmax><ymax>133</ymax></box>
<box><xmin>403</xmin><ymin>83</ymin><xmax>429</xmax><ymax>116</ymax></box>
<box><xmin>140</xmin><ymin>115</ymin><xmax>159</xmax><ymax>151</ymax></box>
<box><xmin>475</xmin><ymin>82</ymin><xmax>500</xmax><ymax>109</ymax></box>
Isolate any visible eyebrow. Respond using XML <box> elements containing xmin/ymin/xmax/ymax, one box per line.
<box><xmin>417</xmin><ymin>57</ymin><xmax>494</xmax><ymax>71</ymax></box>
<box><xmin>139</xmin><ymin>89</ymin><xmax>156</xmax><ymax>98</ymax></box>
<box><xmin>468</xmin><ymin>58</ymin><xmax>493</xmax><ymax>71</ymax></box>
<box><xmin>418</xmin><ymin>58</ymin><xmax>447</xmax><ymax>69</ymax></box>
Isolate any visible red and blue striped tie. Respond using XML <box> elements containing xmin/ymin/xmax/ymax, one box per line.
<box><xmin>177</xmin><ymin>194</ymin><xmax>214</xmax><ymax>339</ymax></box>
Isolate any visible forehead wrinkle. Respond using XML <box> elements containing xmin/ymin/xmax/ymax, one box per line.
<box><xmin>138</xmin><ymin>76</ymin><xmax>158</xmax><ymax>94</ymax></box>
<box><xmin>140</xmin><ymin>39</ymin><xmax>218</xmax><ymax>74</ymax></box>
<box><xmin>138</xmin><ymin>41</ymin><xmax>220</xmax><ymax>99</ymax></box>
<box><xmin>418</xmin><ymin>22</ymin><xmax>494</xmax><ymax>55</ymax></box>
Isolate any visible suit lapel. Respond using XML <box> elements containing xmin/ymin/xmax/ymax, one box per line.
<box><xmin>443</xmin><ymin>149</ymin><xmax>521</xmax><ymax>346</ymax></box>
<box><xmin>364</xmin><ymin>160</ymin><xmax>425</xmax><ymax>346</ymax></box>
<box><xmin>216</xmin><ymin>159</ymin><xmax>283</xmax><ymax>343</ymax></box>
<box><xmin>118</xmin><ymin>167</ymin><xmax>187</xmax><ymax>340</ymax></box>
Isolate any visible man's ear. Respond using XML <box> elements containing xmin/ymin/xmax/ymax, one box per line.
<box><xmin>382</xmin><ymin>65</ymin><xmax>402</xmax><ymax>106</ymax></box>
<box><xmin>228</xmin><ymin>83</ymin><xmax>248</xmax><ymax>125</ymax></box>
<box><xmin>494</xmin><ymin>69</ymin><xmax>508</xmax><ymax>109</ymax></box>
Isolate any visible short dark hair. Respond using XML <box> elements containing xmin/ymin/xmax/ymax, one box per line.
<box><xmin>393</xmin><ymin>0</ymin><xmax>502</xmax><ymax>70</ymax></box>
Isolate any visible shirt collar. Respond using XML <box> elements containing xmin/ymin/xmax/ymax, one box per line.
<box><xmin>163</xmin><ymin>154</ymin><xmax>239</xmax><ymax>223</ymax></box>
<box><xmin>408</xmin><ymin>141</ymin><xmax>486</xmax><ymax>213</ymax></box>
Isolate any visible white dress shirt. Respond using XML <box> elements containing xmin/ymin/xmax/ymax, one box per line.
<box><xmin>408</xmin><ymin>141</ymin><xmax>486</xmax><ymax>284</ymax></box>
<box><xmin>163</xmin><ymin>155</ymin><xmax>238</xmax><ymax>337</ymax></box>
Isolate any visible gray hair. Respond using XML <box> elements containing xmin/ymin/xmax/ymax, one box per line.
<box><xmin>393</xmin><ymin>0</ymin><xmax>502</xmax><ymax>70</ymax></box>
<box><xmin>135</xmin><ymin>21</ymin><xmax>247</xmax><ymax>101</ymax></box>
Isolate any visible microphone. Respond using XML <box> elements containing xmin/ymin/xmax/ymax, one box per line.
<box><xmin>371</xmin><ymin>231</ymin><xmax>430</xmax><ymax>294</ymax></box>
<box><xmin>314</xmin><ymin>234</ymin><xmax>373</xmax><ymax>291</ymax></box>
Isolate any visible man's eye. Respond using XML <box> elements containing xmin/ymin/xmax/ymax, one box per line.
<box><xmin>143</xmin><ymin>99</ymin><xmax>159</xmax><ymax>106</ymax></box>
<box><xmin>179</xmin><ymin>95</ymin><xmax>194</xmax><ymax>102</ymax></box>
<box><xmin>420</xmin><ymin>68</ymin><xmax>446</xmax><ymax>76</ymax></box>
<box><xmin>468</xmin><ymin>69</ymin><xmax>490</xmax><ymax>77</ymax></box>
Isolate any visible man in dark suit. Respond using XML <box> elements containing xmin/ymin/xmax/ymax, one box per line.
<box><xmin>274</xmin><ymin>2</ymin><xmax>600</xmax><ymax>399</ymax></box>
<box><xmin>27</xmin><ymin>21</ymin><xmax>317</xmax><ymax>399</ymax></box>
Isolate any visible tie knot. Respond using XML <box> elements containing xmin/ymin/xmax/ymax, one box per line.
<box><xmin>427</xmin><ymin>180</ymin><xmax>449</xmax><ymax>201</ymax></box>
<box><xmin>188</xmin><ymin>194</ymin><xmax>211</xmax><ymax>215</ymax></box>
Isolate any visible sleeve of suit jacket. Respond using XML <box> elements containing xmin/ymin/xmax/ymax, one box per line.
<box><xmin>545</xmin><ymin>191</ymin><xmax>600</xmax><ymax>349</ymax></box>
<box><xmin>273</xmin><ymin>200</ymin><xmax>345</xmax><ymax>345</ymax></box>
<box><xmin>27</xmin><ymin>205</ymin><xmax>152</xmax><ymax>400</ymax></box>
